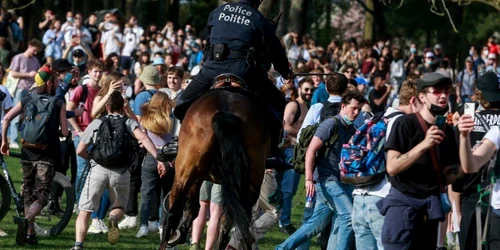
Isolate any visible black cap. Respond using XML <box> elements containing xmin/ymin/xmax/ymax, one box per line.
<box><xmin>416</xmin><ymin>73</ymin><xmax>452</xmax><ymax>92</ymax></box>
<box><xmin>52</xmin><ymin>59</ymin><xmax>72</xmax><ymax>71</ymax></box>
<box><xmin>477</xmin><ymin>72</ymin><xmax>500</xmax><ymax>102</ymax></box>
<box><xmin>72</xmin><ymin>49</ymin><xmax>84</xmax><ymax>58</ymax></box>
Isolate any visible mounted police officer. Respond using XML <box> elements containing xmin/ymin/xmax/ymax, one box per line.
<box><xmin>174</xmin><ymin>0</ymin><xmax>292</xmax><ymax>153</ymax></box>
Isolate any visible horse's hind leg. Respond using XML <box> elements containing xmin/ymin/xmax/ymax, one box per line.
<box><xmin>168</xmin><ymin>179</ymin><xmax>202</xmax><ymax>245</ymax></box>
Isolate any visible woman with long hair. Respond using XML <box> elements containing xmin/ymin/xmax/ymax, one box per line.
<box><xmin>91</xmin><ymin>71</ymin><xmax>137</xmax><ymax>121</ymax></box>
<box><xmin>42</xmin><ymin>19</ymin><xmax>64</xmax><ymax>64</ymax></box>
<box><xmin>135</xmin><ymin>91</ymin><xmax>176</xmax><ymax>238</ymax></box>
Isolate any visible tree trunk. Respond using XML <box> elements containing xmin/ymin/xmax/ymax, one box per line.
<box><xmin>276</xmin><ymin>0</ymin><xmax>290</xmax><ymax>37</ymax></box>
<box><xmin>259</xmin><ymin>0</ymin><xmax>278</xmax><ymax>18</ymax></box>
<box><xmin>363</xmin><ymin>0</ymin><xmax>374</xmax><ymax>41</ymax></box>
<box><xmin>288</xmin><ymin>0</ymin><xmax>308</xmax><ymax>37</ymax></box>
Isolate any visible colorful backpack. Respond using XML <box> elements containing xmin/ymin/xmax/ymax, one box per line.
<box><xmin>339</xmin><ymin>111</ymin><xmax>403</xmax><ymax>186</ymax></box>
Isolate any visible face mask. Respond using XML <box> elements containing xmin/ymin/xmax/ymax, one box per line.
<box><xmin>67</xmin><ymin>17</ymin><xmax>74</xmax><ymax>23</ymax></box>
<box><xmin>484</xmin><ymin>50</ymin><xmax>489</xmax><ymax>56</ymax></box>
<box><xmin>469</xmin><ymin>50</ymin><xmax>474</xmax><ymax>56</ymax></box>
<box><xmin>426</xmin><ymin>59</ymin><xmax>433</xmax><ymax>65</ymax></box>
<box><xmin>410</xmin><ymin>48</ymin><xmax>416</xmax><ymax>53</ymax></box>
<box><xmin>157</xmin><ymin>38</ymin><xmax>163</xmax><ymax>44</ymax></box>
<box><xmin>428</xmin><ymin>104</ymin><xmax>448</xmax><ymax>116</ymax></box>
<box><xmin>342</xmin><ymin>114</ymin><xmax>353</xmax><ymax>125</ymax></box>
<box><xmin>378</xmin><ymin>43</ymin><xmax>384</xmax><ymax>49</ymax></box>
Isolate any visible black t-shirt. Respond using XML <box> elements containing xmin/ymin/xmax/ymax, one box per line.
<box><xmin>368</xmin><ymin>88</ymin><xmax>387</xmax><ymax>114</ymax></box>
<box><xmin>85</xmin><ymin>24</ymin><xmax>99</xmax><ymax>43</ymax></box>
<box><xmin>452</xmin><ymin>109</ymin><xmax>500</xmax><ymax>198</ymax></box>
<box><xmin>20</xmin><ymin>95</ymin><xmax>63</xmax><ymax>163</ymax></box>
<box><xmin>385</xmin><ymin>113</ymin><xmax>460</xmax><ymax>199</ymax></box>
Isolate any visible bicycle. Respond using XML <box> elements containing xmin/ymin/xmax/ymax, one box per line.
<box><xmin>0</xmin><ymin>153</ymin><xmax>75</xmax><ymax>236</ymax></box>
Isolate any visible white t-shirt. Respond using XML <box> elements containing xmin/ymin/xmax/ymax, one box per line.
<box><xmin>481</xmin><ymin>126</ymin><xmax>500</xmax><ymax>209</ymax></box>
<box><xmin>0</xmin><ymin>85</ymin><xmax>13</xmax><ymax>120</ymax></box>
<box><xmin>121</xmin><ymin>32</ymin><xmax>138</xmax><ymax>57</ymax></box>
<box><xmin>103</xmin><ymin>32</ymin><xmax>123</xmax><ymax>57</ymax></box>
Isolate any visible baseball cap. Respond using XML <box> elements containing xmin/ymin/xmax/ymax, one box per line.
<box><xmin>425</xmin><ymin>52</ymin><xmax>435</xmax><ymax>58</ymax></box>
<box><xmin>52</xmin><ymin>59</ymin><xmax>73</xmax><ymax>72</ymax></box>
<box><xmin>465</xmin><ymin>57</ymin><xmax>473</xmax><ymax>62</ymax></box>
<box><xmin>416</xmin><ymin>72</ymin><xmax>452</xmax><ymax>92</ymax></box>
<box><xmin>72</xmin><ymin>49</ymin><xmax>84</xmax><ymax>58</ymax></box>
<box><xmin>34</xmin><ymin>66</ymin><xmax>53</xmax><ymax>87</ymax></box>
<box><xmin>476</xmin><ymin>72</ymin><xmax>500</xmax><ymax>102</ymax></box>
<box><xmin>139</xmin><ymin>65</ymin><xmax>160</xmax><ymax>86</ymax></box>
<box><xmin>434</xmin><ymin>44</ymin><xmax>442</xmax><ymax>50</ymax></box>
<box><xmin>152</xmin><ymin>57</ymin><xmax>165</xmax><ymax>66</ymax></box>
<box><xmin>355</xmin><ymin>77</ymin><xmax>368</xmax><ymax>85</ymax></box>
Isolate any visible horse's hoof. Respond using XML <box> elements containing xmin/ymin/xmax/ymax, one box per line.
<box><xmin>167</xmin><ymin>229</ymin><xmax>184</xmax><ymax>245</ymax></box>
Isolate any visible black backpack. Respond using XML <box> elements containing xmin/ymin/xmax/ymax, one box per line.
<box><xmin>90</xmin><ymin>116</ymin><xmax>134</xmax><ymax>169</ymax></box>
<box><xmin>319</xmin><ymin>101</ymin><xmax>341</xmax><ymax>122</ymax></box>
<box><xmin>20</xmin><ymin>93</ymin><xmax>59</xmax><ymax>150</ymax></box>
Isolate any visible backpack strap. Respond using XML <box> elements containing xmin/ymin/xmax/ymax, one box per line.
<box><xmin>80</xmin><ymin>84</ymin><xmax>89</xmax><ymax>105</ymax></box>
<box><xmin>146</xmin><ymin>90</ymin><xmax>156</xmax><ymax>99</ymax></box>
<box><xmin>415</xmin><ymin>113</ymin><xmax>446</xmax><ymax>193</ymax></box>
<box><xmin>291</xmin><ymin>100</ymin><xmax>301</xmax><ymax>125</ymax></box>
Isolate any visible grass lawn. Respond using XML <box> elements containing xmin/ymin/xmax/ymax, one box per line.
<box><xmin>0</xmin><ymin>155</ymin><xmax>322</xmax><ymax>250</ymax></box>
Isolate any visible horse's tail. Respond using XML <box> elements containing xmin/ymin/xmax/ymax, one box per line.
<box><xmin>211</xmin><ymin>111</ymin><xmax>253</xmax><ymax>243</ymax></box>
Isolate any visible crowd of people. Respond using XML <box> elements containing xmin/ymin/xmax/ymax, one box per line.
<box><xmin>0</xmin><ymin>2</ymin><xmax>499</xmax><ymax>250</ymax></box>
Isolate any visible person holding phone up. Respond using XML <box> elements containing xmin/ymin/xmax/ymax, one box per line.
<box><xmin>378</xmin><ymin>73</ymin><xmax>464</xmax><ymax>250</ymax></box>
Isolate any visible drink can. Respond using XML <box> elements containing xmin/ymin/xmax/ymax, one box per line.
<box><xmin>305</xmin><ymin>195</ymin><xmax>314</xmax><ymax>208</ymax></box>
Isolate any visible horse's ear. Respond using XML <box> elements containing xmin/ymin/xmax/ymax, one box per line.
<box><xmin>271</xmin><ymin>12</ymin><xmax>282</xmax><ymax>30</ymax></box>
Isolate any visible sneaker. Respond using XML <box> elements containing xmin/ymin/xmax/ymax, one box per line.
<box><xmin>0</xmin><ymin>229</ymin><xmax>7</xmax><ymax>237</ymax></box>
<box><xmin>98</xmin><ymin>220</ymin><xmax>108</xmax><ymax>233</ymax></box>
<box><xmin>15</xmin><ymin>217</ymin><xmax>28</xmax><ymax>246</ymax></box>
<box><xmin>135</xmin><ymin>226</ymin><xmax>148</xmax><ymax>238</ymax></box>
<box><xmin>71</xmin><ymin>246</ymin><xmax>83</xmax><ymax>250</ymax></box>
<box><xmin>87</xmin><ymin>222</ymin><xmax>102</xmax><ymax>234</ymax></box>
<box><xmin>148</xmin><ymin>221</ymin><xmax>159</xmax><ymax>233</ymax></box>
<box><xmin>9</xmin><ymin>142</ymin><xmax>19</xmax><ymax>149</ymax></box>
<box><xmin>107</xmin><ymin>216</ymin><xmax>119</xmax><ymax>244</ymax></box>
<box><xmin>26</xmin><ymin>235</ymin><xmax>39</xmax><ymax>245</ymax></box>
<box><xmin>118</xmin><ymin>215</ymin><xmax>137</xmax><ymax>229</ymax></box>
<box><xmin>189</xmin><ymin>243</ymin><xmax>201</xmax><ymax>250</ymax></box>
<box><xmin>279</xmin><ymin>224</ymin><xmax>297</xmax><ymax>235</ymax></box>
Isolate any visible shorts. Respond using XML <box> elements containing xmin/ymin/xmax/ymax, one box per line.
<box><xmin>21</xmin><ymin>160</ymin><xmax>55</xmax><ymax>208</ymax></box>
<box><xmin>199</xmin><ymin>181</ymin><xmax>222</xmax><ymax>204</ymax></box>
<box><xmin>79</xmin><ymin>164</ymin><xmax>130</xmax><ymax>212</ymax></box>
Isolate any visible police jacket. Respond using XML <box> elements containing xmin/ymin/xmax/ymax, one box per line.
<box><xmin>203</xmin><ymin>1</ymin><xmax>289</xmax><ymax>79</ymax></box>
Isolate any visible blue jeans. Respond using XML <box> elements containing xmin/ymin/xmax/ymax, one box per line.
<box><xmin>9</xmin><ymin>88</ymin><xmax>27</xmax><ymax>144</ymax></box>
<box><xmin>74</xmin><ymin>135</ymin><xmax>90</xmax><ymax>204</ymax></box>
<box><xmin>320</xmin><ymin>178</ymin><xmax>354</xmax><ymax>250</ymax></box>
<box><xmin>140</xmin><ymin>153</ymin><xmax>162</xmax><ymax>226</ymax></box>
<box><xmin>352</xmin><ymin>195</ymin><xmax>385</xmax><ymax>250</ymax></box>
<box><xmin>276</xmin><ymin>147</ymin><xmax>301</xmax><ymax>227</ymax></box>
<box><xmin>91</xmin><ymin>189</ymin><xmax>110</xmax><ymax>220</ymax></box>
<box><xmin>276</xmin><ymin>183</ymin><xmax>336</xmax><ymax>249</ymax></box>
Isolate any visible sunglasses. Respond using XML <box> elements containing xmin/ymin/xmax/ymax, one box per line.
<box><xmin>302</xmin><ymin>87</ymin><xmax>313</xmax><ymax>92</ymax></box>
<box><xmin>426</xmin><ymin>87</ymin><xmax>450</xmax><ymax>95</ymax></box>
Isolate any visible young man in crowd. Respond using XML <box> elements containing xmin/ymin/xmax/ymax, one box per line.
<box><xmin>368</xmin><ymin>72</ymin><xmax>391</xmax><ymax>114</ymax></box>
<box><xmin>351</xmin><ymin>80</ymin><xmax>423</xmax><ymax>250</ymax></box>
<box><xmin>8</xmin><ymin>39</ymin><xmax>42</xmax><ymax>149</ymax></box>
<box><xmin>456</xmin><ymin>57</ymin><xmax>477</xmax><ymax>104</ymax></box>
<box><xmin>166</xmin><ymin>66</ymin><xmax>184</xmax><ymax>101</ymax></box>
<box><xmin>277</xmin><ymin>91</ymin><xmax>365</xmax><ymax>250</ymax></box>
<box><xmin>1</xmin><ymin>66</ymin><xmax>68</xmax><ymax>246</ymax></box>
<box><xmin>72</xmin><ymin>92</ymin><xmax>166</xmax><ymax>250</ymax></box>
<box><xmin>278</xmin><ymin>78</ymin><xmax>314</xmax><ymax>235</ymax></box>
<box><xmin>67</xmin><ymin>59</ymin><xmax>104</xmax><ymax>204</ymax></box>
<box><xmin>380</xmin><ymin>73</ymin><xmax>462</xmax><ymax>249</ymax></box>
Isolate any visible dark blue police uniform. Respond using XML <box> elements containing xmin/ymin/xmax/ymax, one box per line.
<box><xmin>174</xmin><ymin>0</ymin><xmax>291</xmax><ymax>122</ymax></box>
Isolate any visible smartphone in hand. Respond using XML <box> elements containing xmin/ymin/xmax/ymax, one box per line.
<box><xmin>464</xmin><ymin>102</ymin><xmax>476</xmax><ymax>121</ymax></box>
<box><xmin>435</xmin><ymin>115</ymin><xmax>447</xmax><ymax>131</ymax></box>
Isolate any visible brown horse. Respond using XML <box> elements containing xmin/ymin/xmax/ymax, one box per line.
<box><xmin>159</xmin><ymin>87</ymin><xmax>271</xmax><ymax>250</ymax></box>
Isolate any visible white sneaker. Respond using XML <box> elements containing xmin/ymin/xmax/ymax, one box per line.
<box><xmin>159</xmin><ymin>227</ymin><xmax>163</xmax><ymax>240</ymax></box>
<box><xmin>135</xmin><ymin>226</ymin><xmax>148</xmax><ymax>238</ymax></box>
<box><xmin>148</xmin><ymin>221</ymin><xmax>159</xmax><ymax>233</ymax></box>
<box><xmin>118</xmin><ymin>215</ymin><xmax>137</xmax><ymax>229</ymax></box>
<box><xmin>99</xmin><ymin>220</ymin><xmax>108</xmax><ymax>233</ymax></box>
<box><xmin>87</xmin><ymin>222</ymin><xmax>102</xmax><ymax>234</ymax></box>
<box><xmin>72</xmin><ymin>204</ymin><xmax>79</xmax><ymax>214</ymax></box>
<box><xmin>9</xmin><ymin>142</ymin><xmax>19</xmax><ymax>149</ymax></box>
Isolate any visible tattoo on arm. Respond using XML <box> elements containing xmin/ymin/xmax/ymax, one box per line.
<box><xmin>397</xmin><ymin>154</ymin><xmax>409</xmax><ymax>160</ymax></box>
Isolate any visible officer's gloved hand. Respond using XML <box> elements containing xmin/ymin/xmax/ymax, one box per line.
<box><xmin>283</xmin><ymin>69</ymin><xmax>294</xmax><ymax>80</ymax></box>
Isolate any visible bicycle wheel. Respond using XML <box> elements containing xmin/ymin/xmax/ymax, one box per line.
<box><xmin>34</xmin><ymin>172</ymin><xmax>74</xmax><ymax>237</ymax></box>
<box><xmin>0</xmin><ymin>175</ymin><xmax>11</xmax><ymax>222</ymax></box>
